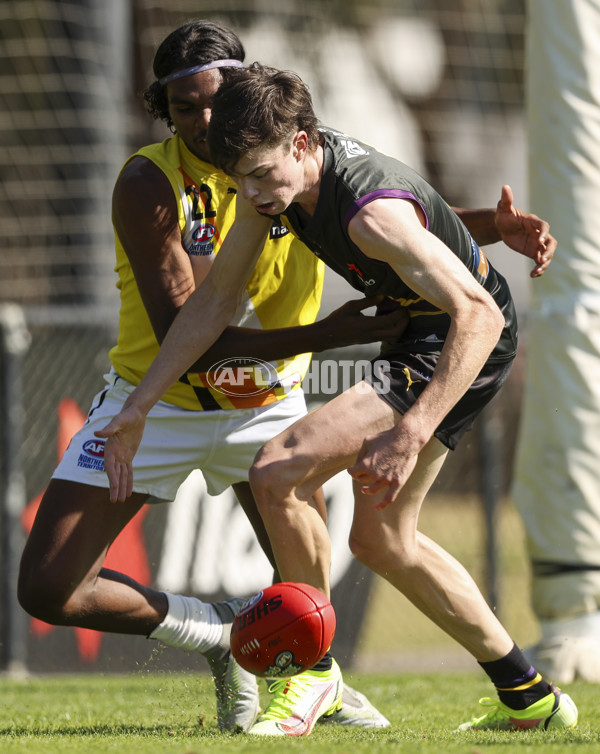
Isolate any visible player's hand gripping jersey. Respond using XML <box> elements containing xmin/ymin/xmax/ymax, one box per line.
<box><xmin>110</xmin><ymin>135</ymin><xmax>324</xmax><ymax>410</ymax></box>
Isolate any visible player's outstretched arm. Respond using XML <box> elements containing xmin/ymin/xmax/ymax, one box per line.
<box><xmin>453</xmin><ymin>185</ymin><xmax>556</xmax><ymax>277</ymax></box>
<box><xmin>96</xmin><ymin>198</ymin><xmax>271</xmax><ymax>502</ymax></box>
<box><xmin>190</xmin><ymin>296</ymin><xmax>409</xmax><ymax>369</ymax></box>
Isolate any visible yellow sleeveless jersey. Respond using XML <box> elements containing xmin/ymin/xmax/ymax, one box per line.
<box><xmin>109</xmin><ymin>135</ymin><xmax>324</xmax><ymax>410</ymax></box>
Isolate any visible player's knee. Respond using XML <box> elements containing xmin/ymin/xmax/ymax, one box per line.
<box><xmin>249</xmin><ymin>465</ymin><xmax>288</xmax><ymax>521</ymax></box>
<box><xmin>348</xmin><ymin>531</ymin><xmax>417</xmax><ymax>576</ymax></box>
<box><xmin>348</xmin><ymin>532</ymin><xmax>383</xmax><ymax>570</ymax></box>
<box><xmin>17</xmin><ymin>565</ymin><xmax>79</xmax><ymax>625</ymax></box>
<box><xmin>250</xmin><ymin>445</ymin><xmax>294</xmax><ymax>508</ymax></box>
<box><xmin>18</xmin><ymin>580</ymin><xmax>61</xmax><ymax>624</ymax></box>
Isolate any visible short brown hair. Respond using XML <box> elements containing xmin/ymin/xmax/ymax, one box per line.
<box><xmin>207</xmin><ymin>63</ymin><xmax>320</xmax><ymax>174</ymax></box>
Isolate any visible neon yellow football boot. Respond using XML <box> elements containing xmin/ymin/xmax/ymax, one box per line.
<box><xmin>248</xmin><ymin>658</ymin><xmax>343</xmax><ymax>736</ymax></box>
<box><xmin>456</xmin><ymin>684</ymin><xmax>578</xmax><ymax>731</ymax></box>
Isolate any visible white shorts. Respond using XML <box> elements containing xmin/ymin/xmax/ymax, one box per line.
<box><xmin>53</xmin><ymin>370</ymin><xmax>308</xmax><ymax>499</ymax></box>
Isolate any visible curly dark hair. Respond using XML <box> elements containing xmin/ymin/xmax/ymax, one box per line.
<box><xmin>208</xmin><ymin>64</ymin><xmax>320</xmax><ymax>174</ymax></box>
<box><xmin>143</xmin><ymin>20</ymin><xmax>245</xmax><ymax>129</ymax></box>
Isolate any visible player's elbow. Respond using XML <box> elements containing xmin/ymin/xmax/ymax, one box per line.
<box><xmin>465</xmin><ymin>296</ymin><xmax>504</xmax><ymax>347</ymax></box>
<box><xmin>485</xmin><ymin>299</ymin><xmax>505</xmax><ymax>342</ymax></box>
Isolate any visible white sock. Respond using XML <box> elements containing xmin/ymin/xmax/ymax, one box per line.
<box><xmin>148</xmin><ymin>593</ymin><xmax>224</xmax><ymax>654</ymax></box>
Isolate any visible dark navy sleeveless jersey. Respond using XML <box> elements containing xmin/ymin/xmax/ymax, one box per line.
<box><xmin>282</xmin><ymin>127</ymin><xmax>517</xmax><ymax>362</ymax></box>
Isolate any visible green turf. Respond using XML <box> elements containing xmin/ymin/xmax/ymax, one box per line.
<box><xmin>1</xmin><ymin>671</ymin><xmax>598</xmax><ymax>753</ymax></box>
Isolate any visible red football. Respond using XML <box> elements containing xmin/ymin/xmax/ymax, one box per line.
<box><xmin>230</xmin><ymin>582</ymin><xmax>336</xmax><ymax>678</ymax></box>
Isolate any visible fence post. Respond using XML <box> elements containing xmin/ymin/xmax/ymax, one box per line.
<box><xmin>0</xmin><ymin>304</ymin><xmax>31</xmax><ymax>673</ymax></box>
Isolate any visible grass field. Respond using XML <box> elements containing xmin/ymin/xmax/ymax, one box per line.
<box><xmin>3</xmin><ymin>497</ymin><xmax>597</xmax><ymax>752</ymax></box>
<box><xmin>1</xmin><ymin>671</ymin><xmax>599</xmax><ymax>753</ymax></box>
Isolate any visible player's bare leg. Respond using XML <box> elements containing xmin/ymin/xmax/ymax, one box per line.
<box><xmin>250</xmin><ymin>382</ymin><xmax>579</xmax><ymax>731</ymax></box>
<box><xmin>251</xmin><ymin>382</ymin><xmax>577</xmax><ymax>732</ymax></box>
<box><xmin>232</xmin><ymin>481</ymin><xmax>328</xmax><ymax>583</ymax></box>
<box><xmin>18</xmin><ymin>478</ymin><xmax>259</xmax><ymax>732</ymax></box>
<box><xmin>348</xmin><ymin>438</ymin><xmax>513</xmax><ymax>661</ymax></box>
<box><xmin>234</xmin><ymin>480</ymin><xmax>389</xmax><ymax>729</ymax></box>
<box><xmin>250</xmin><ymin>381</ymin><xmax>513</xmax><ymax>659</ymax></box>
<box><xmin>250</xmin><ymin>383</ymin><xmax>392</xmax><ymax>596</ymax></box>
<box><xmin>18</xmin><ymin>479</ymin><xmax>166</xmax><ymax>631</ymax></box>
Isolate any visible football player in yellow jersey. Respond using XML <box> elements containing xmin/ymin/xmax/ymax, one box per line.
<box><xmin>17</xmin><ymin>20</ymin><xmax>403</xmax><ymax>734</ymax></box>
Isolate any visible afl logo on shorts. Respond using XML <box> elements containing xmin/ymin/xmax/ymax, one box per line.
<box><xmin>82</xmin><ymin>439</ymin><xmax>105</xmax><ymax>458</ymax></box>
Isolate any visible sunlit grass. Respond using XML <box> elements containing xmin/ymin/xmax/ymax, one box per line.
<box><xmin>3</xmin><ymin>495</ymin><xmax>591</xmax><ymax>751</ymax></box>
<box><xmin>1</xmin><ymin>672</ymin><xmax>597</xmax><ymax>753</ymax></box>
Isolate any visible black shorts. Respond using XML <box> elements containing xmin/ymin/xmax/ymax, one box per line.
<box><xmin>365</xmin><ymin>351</ymin><xmax>514</xmax><ymax>450</ymax></box>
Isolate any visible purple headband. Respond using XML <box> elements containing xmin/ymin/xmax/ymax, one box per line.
<box><xmin>158</xmin><ymin>58</ymin><xmax>244</xmax><ymax>86</ymax></box>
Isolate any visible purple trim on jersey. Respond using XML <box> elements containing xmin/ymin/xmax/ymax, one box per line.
<box><xmin>343</xmin><ymin>190</ymin><xmax>430</xmax><ymax>231</ymax></box>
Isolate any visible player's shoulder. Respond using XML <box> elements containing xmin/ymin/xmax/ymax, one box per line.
<box><xmin>320</xmin><ymin>126</ymin><xmax>388</xmax><ymax>193</ymax></box>
<box><xmin>113</xmin><ymin>154</ymin><xmax>172</xmax><ymax>206</ymax></box>
<box><xmin>118</xmin><ymin>153</ymin><xmax>165</xmax><ymax>182</ymax></box>
<box><xmin>320</xmin><ymin>126</ymin><xmax>374</xmax><ymax>165</ymax></box>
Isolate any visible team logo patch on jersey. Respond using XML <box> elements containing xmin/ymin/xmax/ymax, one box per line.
<box><xmin>347</xmin><ymin>262</ymin><xmax>376</xmax><ymax>287</ymax></box>
<box><xmin>270</xmin><ymin>222</ymin><xmax>290</xmax><ymax>239</ymax></box>
<box><xmin>77</xmin><ymin>439</ymin><xmax>105</xmax><ymax>471</ymax></box>
<box><xmin>469</xmin><ymin>235</ymin><xmax>489</xmax><ymax>281</ymax></box>
<box><xmin>189</xmin><ymin>223</ymin><xmax>216</xmax><ymax>256</ymax></box>
<box><xmin>341</xmin><ymin>139</ymin><xmax>369</xmax><ymax>158</ymax></box>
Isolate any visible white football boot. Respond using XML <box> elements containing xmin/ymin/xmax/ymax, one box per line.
<box><xmin>319</xmin><ymin>683</ymin><xmax>390</xmax><ymax>728</ymax></box>
<box><xmin>204</xmin><ymin>598</ymin><xmax>260</xmax><ymax>732</ymax></box>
